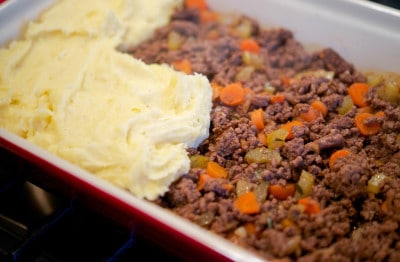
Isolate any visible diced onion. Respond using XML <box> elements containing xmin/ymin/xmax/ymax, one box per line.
<box><xmin>234</xmin><ymin>226</ymin><xmax>247</xmax><ymax>238</ymax></box>
<box><xmin>254</xmin><ymin>181</ymin><xmax>269</xmax><ymax>202</ymax></box>
<box><xmin>305</xmin><ymin>142</ymin><xmax>320</xmax><ymax>155</ymax></box>
<box><xmin>284</xmin><ymin>235</ymin><xmax>302</xmax><ymax>255</ymax></box>
<box><xmin>351</xmin><ymin>226</ymin><xmax>364</xmax><ymax>242</ymax></box>
<box><xmin>198</xmin><ymin>211</ymin><xmax>215</xmax><ymax>226</ymax></box>
<box><xmin>168</xmin><ymin>31</ymin><xmax>184</xmax><ymax>50</ymax></box>
<box><xmin>235</xmin><ymin>66</ymin><xmax>255</xmax><ymax>82</ymax></box>
<box><xmin>295</xmin><ymin>69</ymin><xmax>334</xmax><ymax>81</ymax></box>
<box><xmin>236</xmin><ymin>179</ymin><xmax>255</xmax><ymax>196</ymax></box>
<box><xmin>235</xmin><ymin>20</ymin><xmax>253</xmax><ymax>38</ymax></box>
<box><xmin>264</xmin><ymin>82</ymin><xmax>276</xmax><ymax>94</ymax></box>
<box><xmin>242</xmin><ymin>51</ymin><xmax>264</xmax><ymax>69</ymax></box>
<box><xmin>218</xmin><ymin>12</ymin><xmax>240</xmax><ymax>25</ymax></box>
<box><xmin>367</xmin><ymin>173</ymin><xmax>388</xmax><ymax>194</ymax></box>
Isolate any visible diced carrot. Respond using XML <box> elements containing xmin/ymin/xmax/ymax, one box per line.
<box><xmin>240</xmin><ymin>38</ymin><xmax>260</xmax><ymax>54</ymax></box>
<box><xmin>329</xmin><ymin>149</ymin><xmax>351</xmax><ymax>169</ymax></box>
<box><xmin>197</xmin><ymin>173</ymin><xmax>211</xmax><ymax>190</ymax></box>
<box><xmin>244</xmin><ymin>222</ymin><xmax>257</xmax><ymax>234</ymax></box>
<box><xmin>298</xmin><ymin>197</ymin><xmax>321</xmax><ymax>215</ymax></box>
<box><xmin>298</xmin><ymin>107</ymin><xmax>320</xmax><ymax>122</ymax></box>
<box><xmin>219</xmin><ymin>82</ymin><xmax>245</xmax><ymax>106</ymax></box>
<box><xmin>234</xmin><ymin>191</ymin><xmax>260</xmax><ymax>214</ymax></box>
<box><xmin>348</xmin><ymin>82</ymin><xmax>370</xmax><ymax>107</ymax></box>
<box><xmin>206</xmin><ymin>161</ymin><xmax>228</xmax><ymax>179</ymax></box>
<box><xmin>310</xmin><ymin>100</ymin><xmax>328</xmax><ymax>117</ymax></box>
<box><xmin>211</xmin><ymin>82</ymin><xmax>223</xmax><ymax>101</ymax></box>
<box><xmin>375</xmin><ymin>111</ymin><xmax>385</xmax><ymax>117</ymax></box>
<box><xmin>357</xmin><ymin>106</ymin><xmax>373</xmax><ymax>114</ymax></box>
<box><xmin>270</xmin><ymin>93</ymin><xmax>285</xmax><ymax>104</ymax></box>
<box><xmin>281</xmin><ymin>218</ymin><xmax>295</xmax><ymax>228</ymax></box>
<box><xmin>200</xmin><ymin>10</ymin><xmax>218</xmax><ymax>23</ymax></box>
<box><xmin>280</xmin><ymin>120</ymin><xmax>303</xmax><ymax>140</ymax></box>
<box><xmin>268</xmin><ymin>184</ymin><xmax>296</xmax><ymax>200</ymax></box>
<box><xmin>185</xmin><ymin>0</ymin><xmax>207</xmax><ymax>11</ymax></box>
<box><xmin>243</xmin><ymin>87</ymin><xmax>255</xmax><ymax>98</ymax></box>
<box><xmin>206</xmin><ymin>29</ymin><xmax>220</xmax><ymax>40</ymax></box>
<box><xmin>280</xmin><ymin>75</ymin><xmax>292</xmax><ymax>87</ymax></box>
<box><xmin>172</xmin><ymin>59</ymin><xmax>192</xmax><ymax>74</ymax></box>
<box><xmin>381</xmin><ymin>200</ymin><xmax>389</xmax><ymax>213</ymax></box>
<box><xmin>257</xmin><ymin>132</ymin><xmax>268</xmax><ymax>146</ymax></box>
<box><xmin>250</xmin><ymin>108</ymin><xmax>264</xmax><ymax>131</ymax></box>
<box><xmin>355</xmin><ymin>112</ymin><xmax>383</xmax><ymax>136</ymax></box>
<box><xmin>223</xmin><ymin>183</ymin><xmax>234</xmax><ymax>191</ymax></box>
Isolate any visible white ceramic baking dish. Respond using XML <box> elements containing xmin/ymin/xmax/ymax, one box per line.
<box><xmin>1</xmin><ymin>0</ymin><xmax>399</xmax><ymax>261</ymax></box>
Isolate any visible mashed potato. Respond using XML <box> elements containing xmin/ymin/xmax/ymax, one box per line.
<box><xmin>0</xmin><ymin>0</ymin><xmax>212</xmax><ymax>200</ymax></box>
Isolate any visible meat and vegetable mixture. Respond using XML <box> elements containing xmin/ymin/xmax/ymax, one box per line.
<box><xmin>129</xmin><ymin>2</ymin><xmax>400</xmax><ymax>261</ymax></box>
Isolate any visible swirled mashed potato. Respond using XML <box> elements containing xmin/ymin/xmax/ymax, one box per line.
<box><xmin>0</xmin><ymin>0</ymin><xmax>212</xmax><ymax>200</ymax></box>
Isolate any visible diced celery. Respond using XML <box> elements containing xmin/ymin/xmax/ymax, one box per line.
<box><xmin>297</xmin><ymin>170</ymin><xmax>315</xmax><ymax>197</ymax></box>
<box><xmin>245</xmin><ymin>147</ymin><xmax>282</xmax><ymax>165</ymax></box>
<box><xmin>267</xmin><ymin>128</ymin><xmax>288</xmax><ymax>150</ymax></box>
<box><xmin>190</xmin><ymin>155</ymin><xmax>209</xmax><ymax>169</ymax></box>
<box><xmin>337</xmin><ymin>95</ymin><xmax>354</xmax><ymax>115</ymax></box>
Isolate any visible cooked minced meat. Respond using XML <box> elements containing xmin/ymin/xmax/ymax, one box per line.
<box><xmin>129</xmin><ymin>6</ymin><xmax>400</xmax><ymax>262</ymax></box>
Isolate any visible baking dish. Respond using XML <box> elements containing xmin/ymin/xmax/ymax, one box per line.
<box><xmin>1</xmin><ymin>0</ymin><xmax>400</xmax><ymax>261</ymax></box>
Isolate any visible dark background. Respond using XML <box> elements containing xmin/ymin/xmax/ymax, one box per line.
<box><xmin>370</xmin><ymin>0</ymin><xmax>400</xmax><ymax>9</ymax></box>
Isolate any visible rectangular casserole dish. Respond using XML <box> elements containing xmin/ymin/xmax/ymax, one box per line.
<box><xmin>1</xmin><ymin>0</ymin><xmax>399</xmax><ymax>261</ymax></box>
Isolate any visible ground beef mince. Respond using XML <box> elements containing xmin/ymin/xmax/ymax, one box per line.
<box><xmin>128</xmin><ymin>6</ymin><xmax>400</xmax><ymax>262</ymax></box>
